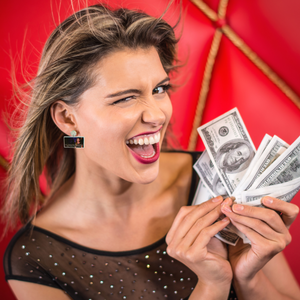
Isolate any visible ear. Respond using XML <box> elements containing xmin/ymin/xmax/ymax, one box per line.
<box><xmin>50</xmin><ymin>101</ymin><xmax>77</xmax><ymax>136</ymax></box>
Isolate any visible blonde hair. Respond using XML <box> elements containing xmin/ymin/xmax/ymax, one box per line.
<box><xmin>2</xmin><ymin>3</ymin><xmax>179</xmax><ymax>234</ymax></box>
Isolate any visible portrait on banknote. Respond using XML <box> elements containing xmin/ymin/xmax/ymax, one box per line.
<box><xmin>212</xmin><ymin>175</ymin><xmax>227</xmax><ymax>196</ymax></box>
<box><xmin>215</xmin><ymin>139</ymin><xmax>255</xmax><ymax>173</ymax></box>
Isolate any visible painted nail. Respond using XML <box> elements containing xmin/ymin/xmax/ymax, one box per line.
<box><xmin>212</xmin><ymin>196</ymin><xmax>222</xmax><ymax>203</ymax></box>
<box><xmin>263</xmin><ymin>197</ymin><xmax>273</xmax><ymax>204</ymax></box>
<box><xmin>222</xmin><ymin>205</ymin><xmax>232</xmax><ymax>213</ymax></box>
<box><xmin>233</xmin><ymin>204</ymin><xmax>244</xmax><ymax>211</ymax></box>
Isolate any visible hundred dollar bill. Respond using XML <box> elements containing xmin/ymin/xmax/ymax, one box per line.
<box><xmin>194</xmin><ymin>150</ymin><xmax>228</xmax><ymax>197</ymax></box>
<box><xmin>215</xmin><ymin>229</ymin><xmax>239</xmax><ymax>246</ymax></box>
<box><xmin>192</xmin><ymin>180</ymin><xmax>213</xmax><ymax>205</ymax></box>
<box><xmin>236</xmin><ymin>177</ymin><xmax>300</xmax><ymax>245</ymax></box>
<box><xmin>234</xmin><ymin>135</ymin><xmax>289</xmax><ymax>195</ymax></box>
<box><xmin>236</xmin><ymin>177</ymin><xmax>300</xmax><ymax>207</ymax></box>
<box><xmin>233</xmin><ymin>134</ymin><xmax>272</xmax><ymax>195</ymax></box>
<box><xmin>251</xmin><ymin>136</ymin><xmax>300</xmax><ymax>190</ymax></box>
<box><xmin>244</xmin><ymin>185</ymin><xmax>300</xmax><ymax>208</ymax></box>
<box><xmin>271</xmin><ymin>185</ymin><xmax>300</xmax><ymax>202</ymax></box>
<box><xmin>198</xmin><ymin>108</ymin><xmax>256</xmax><ymax>195</ymax></box>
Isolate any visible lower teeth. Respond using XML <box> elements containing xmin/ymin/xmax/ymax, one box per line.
<box><xmin>141</xmin><ymin>149</ymin><xmax>155</xmax><ymax>158</ymax></box>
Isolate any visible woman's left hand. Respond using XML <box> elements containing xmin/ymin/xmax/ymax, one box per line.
<box><xmin>221</xmin><ymin>196</ymin><xmax>299</xmax><ymax>283</ymax></box>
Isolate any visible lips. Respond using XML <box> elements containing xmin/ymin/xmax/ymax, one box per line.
<box><xmin>126</xmin><ymin>130</ymin><xmax>161</xmax><ymax>164</ymax></box>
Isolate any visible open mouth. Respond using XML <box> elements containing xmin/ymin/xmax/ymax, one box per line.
<box><xmin>126</xmin><ymin>131</ymin><xmax>161</xmax><ymax>164</ymax></box>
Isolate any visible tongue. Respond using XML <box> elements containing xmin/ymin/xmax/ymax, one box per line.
<box><xmin>128</xmin><ymin>144</ymin><xmax>154</xmax><ymax>156</ymax></box>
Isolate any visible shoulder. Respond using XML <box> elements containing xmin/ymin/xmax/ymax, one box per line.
<box><xmin>3</xmin><ymin>223</ymin><xmax>64</xmax><ymax>290</ymax></box>
<box><xmin>160</xmin><ymin>151</ymin><xmax>192</xmax><ymax>181</ymax></box>
<box><xmin>161</xmin><ymin>150</ymin><xmax>202</xmax><ymax>169</ymax></box>
<box><xmin>160</xmin><ymin>151</ymin><xmax>202</xmax><ymax>180</ymax></box>
<box><xmin>159</xmin><ymin>151</ymin><xmax>202</xmax><ymax>199</ymax></box>
<box><xmin>161</xmin><ymin>150</ymin><xmax>202</xmax><ymax>161</ymax></box>
<box><xmin>8</xmin><ymin>281</ymin><xmax>72</xmax><ymax>300</ymax></box>
<box><xmin>161</xmin><ymin>151</ymin><xmax>193</xmax><ymax>170</ymax></box>
<box><xmin>4</xmin><ymin>224</ymin><xmax>31</xmax><ymax>277</ymax></box>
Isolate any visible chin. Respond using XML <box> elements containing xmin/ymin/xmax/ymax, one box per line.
<box><xmin>133</xmin><ymin>163</ymin><xmax>160</xmax><ymax>185</ymax></box>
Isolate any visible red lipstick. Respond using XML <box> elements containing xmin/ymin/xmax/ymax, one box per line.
<box><xmin>128</xmin><ymin>126</ymin><xmax>162</xmax><ymax>140</ymax></box>
<box><xmin>127</xmin><ymin>143</ymin><xmax>160</xmax><ymax>164</ymax></box>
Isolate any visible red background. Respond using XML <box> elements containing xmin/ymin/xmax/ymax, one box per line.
<box><xmin>1</xmin><ymin>0</ymin><xmax>300</xmax><ymax>299</ymax></box>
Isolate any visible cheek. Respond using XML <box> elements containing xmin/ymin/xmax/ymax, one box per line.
<box><xmin>246</xmin><ymin>150</ymin><xmax>251</xmax><ymax>159</ymax></box>
<box><xmin>77</xmin><ymin>106</ymin><xmax>134</xmax><ymax>152</ymax></box>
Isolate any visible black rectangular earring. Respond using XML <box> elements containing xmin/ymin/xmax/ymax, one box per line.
<box><xmin>64</xmin><ymin>130</ymin><xmax>85</xmax><ymax>148</ymax></box>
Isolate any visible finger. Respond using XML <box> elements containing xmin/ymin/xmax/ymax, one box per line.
<box><xmin>166</xmin><ymin>196</ymin><xmax>223</xmax><ymax>244</ymax></box>
<box><xmin>166</xmin><ymin>206</ymin><xmax>194</xmax><ymax>244</ymax></box>
<box><xmin>262</xmin><ymin>197</ymin><xmax>300</xmax><ymax>229</ymax></box>
<box><xmin>166</xmin><ymin>217</ymin><xmax>230</xmax><ymax>261</ymax></box>
<box><xmin>230</xmin><ymin>218</ymin><xmax>290</xmax><ymax>254</ymax></box>
<box><xmin>229</xmin><ymin>218</ymin><xmax>268</xmax><ymax>246</ymax></box>
<box><xmin>222</xmin><ymin>204</ymin><xmax>288</xmax><ymax>241</ymax></box>
<box><xmin>167</xmin><ymin>199</ymin><xmax>224</xmax><ymax>247</ymax></box>
<box><xmin>221</xmin><ymin>196</ymin><xmax>233</xmax><ymax>208</ymax></box>
<box><xmin>225</xmin><ymin>203</ymin><xmax>286</xmax><ymax>234</ymax></box>
<box><xmin>181</xmin><ymin>204</ymin><xmax>230</xmax><ymax>247</ymax></box>
<box><xmin>191</xmin><ymin>217</ymin><xmax>231</xmax><ymax>250</ymax></box>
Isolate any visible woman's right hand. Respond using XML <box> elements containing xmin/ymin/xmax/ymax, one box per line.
<box><xmin>166</xmin><ymin>196</ymin><xmax>233</xmax><ymax>297</ymax></box>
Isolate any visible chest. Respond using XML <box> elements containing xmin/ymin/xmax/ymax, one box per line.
<box><xmin>17</xmin><ymin>227</ymin><xmax>198</xmax><ymax>300</ymax></box>
<box><xmin>63</xmin><ymin>188</ymin><xmax>189</xmax><ymax>252</ymax></box>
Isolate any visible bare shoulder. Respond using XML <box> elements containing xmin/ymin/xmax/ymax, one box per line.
<box><xmin>160</xmin><ymin>151</ymin><xmax>194</xmax><ymax>190</ymax></box>
<box><xmin>8</xmin><ymin>280</ymin><xmax>72</xmax><ymax>300</ymax></box>
<box><xmin>161</xmin><ymin>151</ymin><xmax>193</xmax><ymax>165</ymax></box>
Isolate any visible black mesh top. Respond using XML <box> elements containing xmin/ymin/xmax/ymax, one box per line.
<box><xmin>4</xmin><ymin>151</ymin><xmax>238</xmax><ymax>300</ymax></box>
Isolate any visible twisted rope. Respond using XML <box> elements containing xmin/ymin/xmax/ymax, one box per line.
<box><xmin>188</xmin><ymin>0</ymin><xmax>300</xmax><ymax>150</ymax></box>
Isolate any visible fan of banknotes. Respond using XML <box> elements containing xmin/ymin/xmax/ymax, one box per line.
<box><xmin>193</xmin><ymin>107</ymin><xmax>300</xmax><ymax>246</ymax></box>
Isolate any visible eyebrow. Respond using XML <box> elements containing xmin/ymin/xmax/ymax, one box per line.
<box><xmin>105</xmin><ymin>76</ymin><xmax>170</xmax><ymax>98</ymax></box>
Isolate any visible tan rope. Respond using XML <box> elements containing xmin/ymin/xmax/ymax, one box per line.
<box><xmin>191</xmin><ymin>0</ymin><xmax>218</xmax><ymax>21</ymax></box>
<box><xmin>188</xmin><ymin>0</ymin><xmax>228</xmax><ymax>150</ymax></box>
<box><xmin>0</xmin><ymin>154</ymin><xmax>9</xmax><ymax>171</ymax></box>
<box><xmin>218</xmin><ymin>0</ymin><xmax>229</xmax><ymax>19</ymax></box>
<box><xmin>188</xmin><ymin>30</ymin><xmax>223</xmax><ymax>150</ymax></box>
<box><xmin>222</xmin><ymin>25</ymin><xmax>300</xmax><ymax>110</ymax></box>
<box><xmin>188</xmin><ymin>0</ymin><xmax>300</xmax><ymax>150</ymax></box>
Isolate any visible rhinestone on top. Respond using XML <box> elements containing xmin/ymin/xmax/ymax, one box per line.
<box><xmin>7</xmin><ymin>163</ymin><xmax>206</xmax><ymax>300</ymax></box>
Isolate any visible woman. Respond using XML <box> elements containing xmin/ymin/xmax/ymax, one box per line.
<box><xmin>75</xmin><ymin>138</ymin><xmax>83</xmax><ymax>148</ymax></box>
<box><xmin>2</xmin><ymin>4</ymin><xmax>300</xmax><ymax>300</ymax></box>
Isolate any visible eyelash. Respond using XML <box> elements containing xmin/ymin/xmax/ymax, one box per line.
<box><xmin>112</xmin><ymin>84</ymin><xmax>171</xmax><ymax>105</ymax></box>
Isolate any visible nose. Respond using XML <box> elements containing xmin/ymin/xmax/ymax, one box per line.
<box><xmin>141</xmin><ymin>96</ymin><xmax>166</xmax><ymax>126</ymax></box>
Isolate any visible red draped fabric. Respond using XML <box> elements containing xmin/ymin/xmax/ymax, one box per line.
<box><xmin>1</xmin><ymin>1</ymin><xmax>300</xmax><ymax>299</ymax></box>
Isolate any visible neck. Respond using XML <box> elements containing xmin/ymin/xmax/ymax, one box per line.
<box><xmin>56</xmin><ymin>155</ymin><xmax>159</xmax><ymax>226</ymax></box>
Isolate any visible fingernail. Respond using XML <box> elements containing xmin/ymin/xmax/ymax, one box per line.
<box><xmin>233</xmin><ymin>204</ymin><xmax>244</xmax><ymax>211</ymax></box>
<box><xmin>224</xmin><ymin>198</ymin><xmax>232</xmax><ymax>205</ymax></box>
<box><xmin>212</xmin><ymin>196</ymin><xmax>222</xmax><ymax>203</ymax></box>
<box><xmin>222</xmin><ymin>217</ymin><xmax>230</xmax><ymax>222</ymax></box>
<box><xmin>263</xmin><ymin>197</ymin><xmax>273</xmax><ymax>204</ymax></box>
<box><xmin>222</xmin><ymin>205</ymin><xmax>232</xmax><ymax>213</ymax></box>
<box><xmin>221</xmin><ymin>198</ymin><xmax>231</xmax><ymax>206</ymax></box>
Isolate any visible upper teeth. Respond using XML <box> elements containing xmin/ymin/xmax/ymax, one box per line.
<box><xmin>126</xmin><ymin>132</ymin><xmax>161</xmax><ymax>145</ymax></box>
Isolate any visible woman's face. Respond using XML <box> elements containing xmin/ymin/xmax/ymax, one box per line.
<box><xmin>74</xmin><ymin>47</ymin><xmax>173</xmax><ymax>184</ymax></box>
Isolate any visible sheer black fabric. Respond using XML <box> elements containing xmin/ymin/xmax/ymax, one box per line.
<box><xmin>4</xmin><ymin>151</ymin><xmax>238</xmax><ymax>300</ymax></box>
